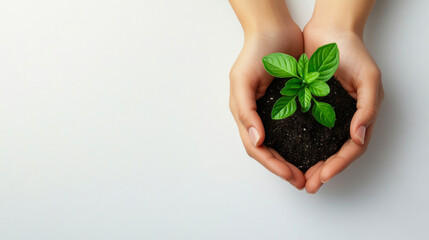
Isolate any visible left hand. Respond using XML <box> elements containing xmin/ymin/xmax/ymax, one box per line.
<box><xmin>302</xmin><ymin>24</ymin><xmax>385</xmax><ymax>193</ymax></box>
<box><xmin>229</xmin><ymin>25</ymin><xmax>306</xmax><ymax>190</ymax></box>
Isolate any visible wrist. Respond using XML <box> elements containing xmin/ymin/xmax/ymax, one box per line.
<box><xmin>306</xmin><ymin>17</ymin><xmax>363</xmax><ymax>38</ymax></box>
<box><xmin>304</xmin><ymin>19</ymin><xmax>363</xmax><ymax>39</ymax></box>
<box><xmin>243</xmin><ymin>17</ymin><xmax>297</xmax><ymax>36</ymax></box>
<box><xmin>230</xmin><ymin>0</ymin><xmax>298</xmax><ymax>38</ymax></box>
<box><xmin>306</xmin><ymin>0</ymin><xmax>376</xmax><ymax>38</ymax></box>
<box><xmin>244</xmin><ymin>21</ymin><xmax>300</xmax><ymax>41</ymax></box>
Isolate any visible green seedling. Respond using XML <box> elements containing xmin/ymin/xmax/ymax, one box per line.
<box><xmin>262</xmin><ymin>43</ymin><xmax>340</xmax><ymax>128</ymax></box>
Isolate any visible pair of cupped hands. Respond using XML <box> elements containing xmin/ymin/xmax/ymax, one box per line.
<box><xmin>229</xmin><ymin>22</ymin><xmax>384</xmax><ymax>193</ymax></box>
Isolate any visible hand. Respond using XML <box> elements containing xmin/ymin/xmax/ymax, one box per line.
<box><xmin>302</xmin><ymin>24</ymin><xmax>384</xmax><ymax>193</ymax></box>
<box><xmin>229</xmin><ymin>24</ymin><xmax>306</xmax><ymax>190</ymax></box>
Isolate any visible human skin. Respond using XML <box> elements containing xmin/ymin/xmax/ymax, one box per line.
<box><xmin>229</xmin><ymin>0</ymin><xmax>306</xmax><ymax>190</ymax></box>
<box><xmin>303</xmin><ymin>0</ymin><xmax>384</xmax><ymax>193</ymax></box>
<box><xmin>229</xmin><ymin>0</ymin><xmax>384</xmax><ymax>193</ymax></box>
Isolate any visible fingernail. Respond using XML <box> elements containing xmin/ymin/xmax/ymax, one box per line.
<box><xmin>356</xmin><ymin>126</ymin><xmax>366</xmax><ymax>145</ymax></box>
<box><xmin>248</xmin><ymin>127</ymin><xmax>259</xmax><ymax>146</ymax></box>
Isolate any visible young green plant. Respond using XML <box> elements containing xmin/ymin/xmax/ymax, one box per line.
<box><xmin>262</xmin><ymin>43</ymin><xmax>340</xmax><ymax>128</ymax></box>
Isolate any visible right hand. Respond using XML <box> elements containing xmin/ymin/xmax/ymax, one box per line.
<box><xmin>229</xmin><ymin>24</ymin><xmax>306</xmax><ymax>190</ymax></box>
<box><xmin>302</xmin><ymin>23</ymin><xmax>384</xmax><ymax>194</ymax></box>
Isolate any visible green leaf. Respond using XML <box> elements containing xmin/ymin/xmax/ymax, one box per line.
<box><xmin>271</xmin><ymin>96</ymin><xmax>297</xmax><ymax>120</ymax></box>
<box><xmin>297</xmin><ymin>54</ymin><xmax>309</xmax><ymax>78</ymax></box>
<box><xmin>262</xmin><ymin>53</ymin><xmax>298</xmax><ymax>78</ymax></box>
<box><xmin>308</xmin><ymin>80</ymin><xmax>330</xmax><ymax>97</ymax></box>
<box><xmin>298</xmin><ymin>88</ymin><xmax>312</xmax><ymax>113</ymax></box>
<box><xmin>280</xmin><ymin>78</ymin><xmax>303</xmax><ymax>96</ymax></box>
<box><xmin>308</xmin><ymin>43</ymin><xmax>339</xmax><ymax>81</ymax></box>
<box><xmin>312</xmin><ymin>101</ymin><xmax>336</xmax><ymax>128</ymax></box>
<box><xmin>280</xmin><ymin>86</ymin><xmax>300</xmax><ymax>96</ymax></box>
<box><xmin>304</xmin><ymin>72</ymin><xmax>320</xmax><ymax>84</ymax></box>
<box><xmin>285</xmin><ymin>78</ymin><xmax>303</xmax><ymax>89</ymax></box>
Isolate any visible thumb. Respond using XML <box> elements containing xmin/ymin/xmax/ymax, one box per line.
<box><xmin>350</xmin><ymin>70</ymin><xmax>381</xmax><ymax>146</ymax></box>
<box><xmin>237</xmin><ymin>107</ymin><xmax>265</xmax><ymax>147</ymax></box>
<box><xmin>231</xmin><ymin>79</ymin><xmax>266</xmax><ymax>147</ymax></box>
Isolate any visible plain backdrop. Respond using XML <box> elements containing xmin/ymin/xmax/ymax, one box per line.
<box><xmin>1</xmin><ymin>0</ymin><xmax>428</xmax><ymax>239</ymax></box>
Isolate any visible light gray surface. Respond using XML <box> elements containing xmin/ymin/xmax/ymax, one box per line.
<box><xmin>1</xmin><ymin>0</ymin><xmax>428</xmax><ymax>239</ymax></box>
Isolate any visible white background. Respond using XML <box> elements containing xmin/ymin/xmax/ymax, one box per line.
<box><xmin>1</xmin><ymin>0</ymin><xmax>428</xmax><ymax>239</ymax></box>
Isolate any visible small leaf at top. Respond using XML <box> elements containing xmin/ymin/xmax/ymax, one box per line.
<box><xmin>308</xmin><ymin>43</ymin><xmax>339</xmax><ymax>81</ymax></box>
<box><xmin>271</xmin><ymin>96</ymin><xmax>297</xmax><ymax>120</ymax></box>
<box><xmin>312</xmin><ymin>101</ymin><xmax>336</xmax><ymax>128</ymax></box>
<box><xmin>297</xmin><ymin>54</ymin><xmax>309</xmax><ymax>78</ymax></box>
<box><xmin>308</xmin><ymin>80</ymin><xmax>330</xmax><ymax>97</ymax></box>
<box><xmin>298</xmin><ymin>88</ymin><xmax>312</xmax><ymax>113</ymax></box>
<box><xmin>304</xmin><ymin>72</ymin><xmax>320</xmax><ymax>84</ymax></box>
<box><xmin>262</xmin><ymin>53</ymin><xmax>298</xmax><ymax>78</ymax></box>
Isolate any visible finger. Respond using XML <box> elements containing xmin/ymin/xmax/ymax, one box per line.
<box><xmin>305</xmin><ymin>164</ymin><xmax>324</xmax><ymax>194</ymax></box>
<box><xmin>268</xmin><ymin>148</ymin><xmax>306</xmax><ymax>190</ymax></box>
<box><xmin>350</xmin><ymin>70</ymin><xmax>381</xmax><ymax>146</ymax></box>
<box><xmin>304</xmin><ymin>161</ymin><xmax>324</xmax><ymax>180</ymax></box>
<box><xmin>319</xmin><ymin>140</ymin><xmax>362</xmax><ymax>184</ymax></box>
<box><xmin>285</xmin><ymin>162</ymin><xmax>306</xmax><ymax>190</ymax></box>
<box><xmin>319</xmin><ymin>124</ymin><xmax>375</xmax><ymax>183</ymax></box>
<box><xmin>237</xmin><ymin>123</ymin><xmax>294</xmax><ymax>182</ymax></box>
<box><xmin>230</xmin><ymin>77</ymin><xmax>266</xmax><ymax>147</ymax></box>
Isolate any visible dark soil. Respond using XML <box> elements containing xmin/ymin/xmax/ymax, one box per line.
<box><xmin>256</xmin><ymin>77</ymin><xmax>356</xmax><ymax>173</ymax></box>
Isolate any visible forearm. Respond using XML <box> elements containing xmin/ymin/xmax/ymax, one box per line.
<box><xmin>309</xmin><ymin>0</ymin><xmax>376</xmax><ymax>36</ymax></box>
<box><xmin>229</xmin><ymin>0</ymin><xmax>295</xmax><ymax>36</ymax></box>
